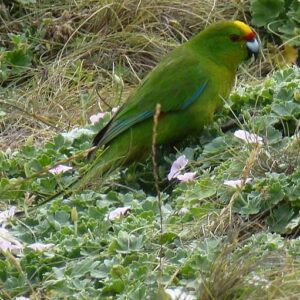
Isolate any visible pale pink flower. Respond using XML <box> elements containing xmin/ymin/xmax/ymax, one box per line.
<box><xmin>0</xmin><ymin>228</ymin><xmax>23</xmax><ymax>255</ymax></box>
<box><xmin>0</xmin><ymin>206</ymin><xmax>16</xmax><ymax>225</ymax></box>
<box><xmin>89</xmin><ymin>112</ymin><xmax>106</xmax><ymax>125</ymax></box>
<box><xmin>49</xmin><ymin>164</ymin><xmax>73</xmax><ymax>175</ymax></box>
<box><xmin>106</xmin><ymin>206</ymin><xmax>131</xmax><ymax>221</ymax></box>
<box><xmin>0</xmin><ymin>238</ymin><xmax>21</xmax><ymax>253</ymax></box>
<box><xmin>165</xmin><ymin>288</ymin><xmax>195</xmax><ymax>300</ymax></box>
<box><xmin>223</xmin><ymin>178</ymin><xmax>252</xmax><ymax>188</ymax></box>
<box><xmin>177</xmin><ymin>172</ymin><xmax>197</xmax><ymax>183</ymax></box>
<box><xmin>168</xmin><ymin>155</ymin><xmax>189</xmax><ymax>180</ymax></box>
<box><xmin>234</xmin><ymin>130</ymin><xmax>263</xmax><ymax>145</ymax></box>
<box><xmin>28</xmin><ymin>242</ymin><xmax>55</xmax><ymax>251</ymax></box>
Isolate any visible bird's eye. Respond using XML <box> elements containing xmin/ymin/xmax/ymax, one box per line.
<box><xmin>230</xmin><ymin>34</ymin><xmax>240</xmax><ymax>42</ymax></box>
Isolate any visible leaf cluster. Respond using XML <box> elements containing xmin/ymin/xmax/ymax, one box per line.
<box><xmin>250</xmin><ymin>0</ymin><xmax>300</xmax><ymax>46</ymax></box>
<box><xmin>0</xmin><ymin>67</ymin><xmax>299</xmax><ymax>299</ymax></box>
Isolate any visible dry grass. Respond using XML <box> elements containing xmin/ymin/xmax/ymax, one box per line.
<box><xmin>0</xmin><ymin>0</ymin><xmax>278</xmax><ymax>150</ymax></box>
<box><xmin>199</xmin><ymin>237</ymin><xmax>300</xmax><ymax>300</ymax></box>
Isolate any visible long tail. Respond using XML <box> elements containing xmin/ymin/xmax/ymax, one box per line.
<box><xmin>16</xmin><ymin>147</ymin><xmax>126</xmax><ymax>216</ymax></box>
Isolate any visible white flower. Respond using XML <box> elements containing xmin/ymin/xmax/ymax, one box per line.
<box><xmin>178</xmin><ymin>208</ymin><xmax>189</xmax><ymax>216</ymax></box>
<box><xmin>111</xmin><ymin>106</ymin><xmax>120</xmax><ymax>114</ymax></box>
<box><xmin>90</xmin><ymin>112</ymin><xmax>106</xmax><ymax>125</ymax></box>
<box><xmin>0</xmin><ymin>238</ymin><xmax>21</xmax><ymax>253</ymax></box>
<box><xmin>168</xmin><ymin>155</ymin><xmax>197</xmax><ymax>182</ymax></box>
<box><xmin>234</xmin><ymin>130</ymin><xmax>263</xmax><ymax>145</ymax></box>
<box><xmin>177</xmin><ymin>172</ymin><xmax>197</xmax><ymax>183</ymax></box>
<box><xmin>0</xmin><ymin>227</ymin><xmax>23</xmax><ymax>255</ymax></box>
<box><xmin>248</xmin><ymin>271</ymin><xmax>271</xmax><ymax>289</ymax></box>
<box><xmin>165</xmin><ymin>288</ymin><xmax>195</xmax><ymax>300</ymax></box>
<box><xmin>106</xmin><ymin>206</ymin><xmax>131</xmax><ymax>221</ymax></box>
<box><xmin>49</xmin><ymin>164</ymin><xmax>73</xmax><ymax>175</ymax></box>
<box><xmin>223</xmin><ymin>178</ymin><xmax>252</xmax><ymax>188</ymax></box>
<box><xmin>168</xmin><ymin>155</ymin><xmax>189</xmax><ymax>180</ymax></box>
<box><xmin>0</xmin><ymin>206</ymin><xmax>16</xmax><ymax>225</ymax></box>
<box><xmin>62</xmin><ymin>128</ymin><xmax>94</xmax><ymax>142</ymax></box>
<box><xmin>28</xmin><ymin>242</ymin><xmax>55</xmax><ymax>251</ymax></box>
<box><xmin>15</xmin><ymin>297</ymin><xmax>30</xmax><ymax>300</ymax></box>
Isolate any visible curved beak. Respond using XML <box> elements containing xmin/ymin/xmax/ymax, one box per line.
<box><xmin>246</xmin><ymin>38</ymin><xmax>260</xmax><ymax>59</ymax></box>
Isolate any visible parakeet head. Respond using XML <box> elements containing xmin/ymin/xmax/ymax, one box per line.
<box><xmin>231</xmin><ymin>21</ymin><xmax>260</xmax><ymax>59</ymax></box>
<box><xmin>191</xmin><ymin>20</ymin><xmax>260</xmax><ymax>69</ymax></box>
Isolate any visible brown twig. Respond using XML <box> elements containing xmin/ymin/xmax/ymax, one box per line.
<box><xmin>151</xmin><ymin>103</ymin><xmax>163</xmax><ymax>282</ymax></box>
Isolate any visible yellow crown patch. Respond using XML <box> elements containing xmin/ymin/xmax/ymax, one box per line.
<box><xmin>234</xmin><ymin>21</ymin><xmax>253</xmax><ymax>36</ymax></box>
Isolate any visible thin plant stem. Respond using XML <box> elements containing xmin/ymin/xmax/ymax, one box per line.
<box><xmin>151</xmin><ymin>103</ymin><xmax>163</xmax><ymax>283</ymax></box>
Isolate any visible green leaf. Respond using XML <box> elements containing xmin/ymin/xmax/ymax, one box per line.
<box><xmin>110</xmin><ymin>264</ymin><xmax>126</xmax><ymax>278</ymax></box>
<box><xmin>279</xmin><ymin>20</ymin><xmax>300</xmax><ymax>46</ymax></box>
<box><xmin>250</xmin><ymin>232</ymin><xmax>284</xmax><ymax>251</ymax></box>
<box><xmin>265</xmin><ymin>181</ymin><xmax>285</xmax><ymax>207</ymax></box>
<box><xmin>90</xmin><ymin>268</ymin><xmax>108</xmax><ymax>279</ymax></box>
<box><xmin>102</xmin><ymin>278</ymin><xmax>125</xmax><ymax>294</ymax></box>
<box><xmin>54</xmin><ymin>211</ymin><xmax>70</xmax><ymax>224</ymax></box>
<box><xmin>265</xmin><ymin>126</ymin><xmax>283</xmax><ymax>144</ymax></box>
<box><xmin>180</xmin><ymin>177</ymin><xmax>217</xmax><ymax>205</ymax></box>
<box><xmin>70</xmin><ymin>258</ymin><xmax>100</xmax><ymax>278</ymax></box>
<box><xmin>38</xmin><ymin>177</ymin><xmax>57</xmax><ymax>192</ymax></box>
<box><xmin>159</xmin><ymin>232</ymin><xmax>178</xmax><ymax>244</ymax></box>
<box><xmin>285</xmin><ymin>214</ymin><xmax>300</xmax><ymax>232</ymax></box>
<box><xmin>250</xmin><ymin>0</ymin><xmax>285</xmax><ymax>27</ymax></box>
<box><xmin>0</xmin><ymin>261</ymin><xmax>7</xmax><ymax>281</ymax></box>
<box><xmin>202</xmin><ymin>136</ymin><xmax>229</xmax><ymax>158</ymax></box>
<box><xmin>21</xmin><ymin>145</ymin><xmax>36</xmax><ymax>158</ymax></box>
<box><xmin>88</xmin><ymin>206</ymin><xmax>107</xmax><ymax>219</ymax></box>
<box><xmin>189</xmin><ymin>203</ymin><xmax>215</xmax><ymax>218</ymax></box>
<box><xmin>234</xmin><ymin>192</ymin><xmax>262</xmax><ymax>215</ymax></box>
<box><xmin>115</xmin><ymin>231</ymin><xmax>144</xmax><ymax>253</ymax></box>
<box><xmin>272</xmin><ymin>101</ymin><xmax>300</xmax><ymax>119</ymax></box>
<box><xmin>8</xmin><ymin>33</ymin><xmax>28</xmax><ymax>45</ymax></box>
<box><xmin>287</xmin><ymin>170</ymin><xmax>300</xmax><ymax>205</ymax></box>
<box><xmin>267</xmin><ymin>203</ymin><xmax>295</xmax><ymax>233</ymax></box>
<box><xmin>5</xmin><ymin>49</ymin><xmax>31</xmax><ymax>68</ymax></box>
<box><xmin>37</xmin><ymin>154</ymin><xmax>53</xmax><ymax>167</ymax></box>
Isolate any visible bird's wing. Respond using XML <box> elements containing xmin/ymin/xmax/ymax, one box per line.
<box><xmin>93</xmin><ymin>50</ymin><xmax>209</xmax><ymax>147</ymax></box>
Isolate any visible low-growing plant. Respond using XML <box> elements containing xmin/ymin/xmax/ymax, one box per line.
<box><xmin>0</xmin><ymin>0</ymin><xmax>299</xmax><ymax>299</ymax></box>
<box><xmin>0</xmin><ymin>66</ymin><xmax>299</xmax><ymax>299</ymax></box>
<box><xmin>250</xmin><ymin>0</ymin><xmax>300</xmax><ymax>46</ymax></box>
<box><xmin>0</xmin><ymin>33</ymin><xmax>32</xmax><ymax>82</ymax></box>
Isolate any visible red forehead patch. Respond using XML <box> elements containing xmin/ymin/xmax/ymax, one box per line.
<box><xmin>245</xmin><ymin>31</ymin><xmax>256</xmax><ymax>41</ymax></box>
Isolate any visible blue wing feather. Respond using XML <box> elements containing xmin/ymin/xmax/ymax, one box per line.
<box><xmin>180</xmin><ymin>80</ymin><xmax>208</xmax><ymax>109</ymax></box>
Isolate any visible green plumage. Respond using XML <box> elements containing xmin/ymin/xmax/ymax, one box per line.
<box><xmin>62</xmin><ymin>21</ymin><xmax>259</xmax><ymax>192</ymax></box>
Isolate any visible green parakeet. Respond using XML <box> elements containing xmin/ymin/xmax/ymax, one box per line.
<box><xmin>51</xmin><ymin>20</ymin><xmax>260</xmax><ymax>197</ymax></box>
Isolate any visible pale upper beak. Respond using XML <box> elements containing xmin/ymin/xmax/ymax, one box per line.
<box><xmin>246</xmin><ymin>38</ymin><xmax>260</xmax><ymax>58</ymax></box>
